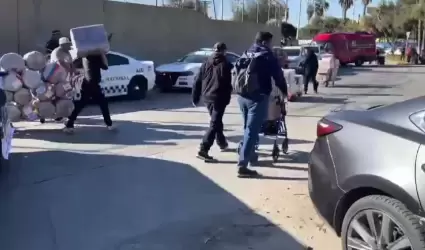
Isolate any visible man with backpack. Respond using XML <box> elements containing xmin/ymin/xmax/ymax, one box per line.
<box><xmin>233</xmin><ymin>31</ymin><xmax>287</xmax><ymax>177</ymax></box>
<box><xmin>192</xmin><ymin>42</ymin><xmax>233</xmax><ymax>162</ymax></box>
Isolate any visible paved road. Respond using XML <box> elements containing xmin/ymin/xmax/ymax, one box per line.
<box><xmin>0</xmin><ymin>65</ymin><xmax>424</xmax><ymax>250</ymax></box>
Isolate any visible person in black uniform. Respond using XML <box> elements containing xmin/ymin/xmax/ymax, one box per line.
<box><xmin>63</xmin><ymin>53</ymin><xmax>114</xmax><ymax>133</ymax></box>
<box><xmin>45</xmin><ymin>30</ymin><xmax>61</xmax><ymax>54</ymax></box>
<box><xmin>192</xmin><ymin>42</ymin><xmax>233</xmax><ymax>162</ymax></box>
<box><xmin>301</xmin><ymin>48</ymin><xmax>319</xmax><ymax>94</ymax></box>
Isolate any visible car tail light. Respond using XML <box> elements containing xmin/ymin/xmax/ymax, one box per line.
<box><xmin>317</xmin><ymin>119</ymin><xmax>342</xmax><ymax>137</ymax></box>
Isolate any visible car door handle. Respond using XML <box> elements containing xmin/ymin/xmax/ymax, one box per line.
<box><xmin>422</xmin><ymin>164</ymin><xmax>425</xmax><ymax>172</ymax></box>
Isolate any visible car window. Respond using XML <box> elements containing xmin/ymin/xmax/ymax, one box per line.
<box><xmin>107</xmin><ymin>53</ymin><xmax>129</xmax><ymax>66</ymax></box>
<box><xmin>282</xmin><ymin>49</ymin><xmax>301</xmax><ymax>57</ymax></box>
<box><xmin>178</xmin><ymin>53</ymin><xmax>209</xmax><ymax>63</ymax></box>
<box><xmin>225</xmin><ymin>53</ymin><xmax>239</xmax><ymax>63</ymax></box>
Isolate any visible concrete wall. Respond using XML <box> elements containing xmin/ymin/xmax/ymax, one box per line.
<box><xmin>4</xmin><ymin>0</ymin><xmax>280</xmax><ymax>64</ymax></box>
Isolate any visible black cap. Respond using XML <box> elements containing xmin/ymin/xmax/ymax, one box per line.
<box><xmin>213</xmin><ymin>42</ymin><xmax>227</xmax><ymax>52</ymax></box>
<box><xmin>52</xmin><ymin>30</ymin><xmax>61</xmax><ymax>34</ymax></box>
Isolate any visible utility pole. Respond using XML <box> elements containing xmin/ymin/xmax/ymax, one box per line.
<box><xmin>256</xmin><ymin>0</ymin><xmax>259</xmax><ymax>23</ymax></box>
<box><xmin>242</xmin><ymin>0</ymin><xmax>244</xmax><ymax>22</ymax></box>
<box><xmin>296</xmin><ymin>0</ymin><xmax>302</xmax><ymax>39</ymax></box>
<box><xmin>221</xmin><ymin>0</ymin><xmax>224</xmax><ymax>19</ymax></box>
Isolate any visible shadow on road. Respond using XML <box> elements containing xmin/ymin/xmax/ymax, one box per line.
<box><xmin>331</xmin><ymin>84</ymin><xmax>394</xmax><ymax>89</ymax></box>
<box><xmin>0</xmin><ymin>151</ymin><xmax>308</xmax><ymax>250</ymax></box>
<box><xmin>14</xmin><ymin>119</ymin><xmax>206</xmax><ymax>146</ymax></box>
<box><xmin>81</xmin><ymin>91</ymin><xmax>193</xmax><ymax>117</ymax></box>
<box><xmin>296</xmin><ymin>96</ymin><xmax>347</xmax><ymax>104</ymax></box>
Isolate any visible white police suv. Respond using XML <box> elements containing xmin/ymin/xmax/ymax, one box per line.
<box><xmin>155</xmin><ymin>48</ymin><xmax>240</xmax><ymax>92</ymax></box>
<box><xmin>72</xmin><ymin>51</ymin><xmax>155</xmax><ymax>100</ymax></box>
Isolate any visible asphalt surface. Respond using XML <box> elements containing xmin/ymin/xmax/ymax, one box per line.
<box><xmin>0</xmin><ymin>65</ymin><xmax>424</xmax><ymax>250</ymax></box>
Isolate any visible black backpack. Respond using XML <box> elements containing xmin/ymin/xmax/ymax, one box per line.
<box><xmin>231</xmin><ymin>51</ymin><xmax>267</xmax><ymax>95</ymax></box>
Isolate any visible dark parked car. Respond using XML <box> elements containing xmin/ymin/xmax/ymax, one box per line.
<box><xmin>308</xmin><ymin>97</ymin><xmax>425</xmax><ymax>250</ymax></box>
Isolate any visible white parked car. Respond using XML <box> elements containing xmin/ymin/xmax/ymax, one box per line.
<box><xmin>281</xmin><ymin>45</ymin><xmax>321</xmax><ymax>69</ymax></box>
<box><xmin>72</xmin><ymin>51</ymin><xmax>155</xmax><ymax>100</ymax></box>
<box><xmin>155</xmin><ymin>48</ymin><xmax>240</xmax><ymax>92</ymax></box>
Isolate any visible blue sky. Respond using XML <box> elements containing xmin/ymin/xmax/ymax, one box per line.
<box><xmin>120</xmin><ymin>0</ymin><xmax>377</xmax><ymax>27</ymax></box>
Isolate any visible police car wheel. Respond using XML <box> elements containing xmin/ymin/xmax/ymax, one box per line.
<box><xmin>127</xmin><ymin>76</ymin><xmax>147</xmax><ymax>100</ymax></box>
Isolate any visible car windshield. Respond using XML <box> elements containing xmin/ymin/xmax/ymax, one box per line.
<box><xmin>283</xmin><ymin>49</ymin><xmax>301</xmax><ymax>57</ymax></box>
<box><xmin>178</xmin><ymin>53</ymin><xmax>209</xmax><ymax>63</ymax></box>
<box><xmin>303</xmin><ymin>46</ymin><xmax>320</xmax><ymax>54</ymax></box>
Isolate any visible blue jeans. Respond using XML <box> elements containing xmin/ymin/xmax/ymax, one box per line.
<box><xmin>237</xmin><ymin>95</ymin><xmax>268</xmax><ymax>168</ymax></box>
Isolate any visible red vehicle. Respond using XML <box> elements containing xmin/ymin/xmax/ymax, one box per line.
<box><xmin>312</xmin><ymin>32</ymin><xmax>377</xmax><ymax>66</ymax></box>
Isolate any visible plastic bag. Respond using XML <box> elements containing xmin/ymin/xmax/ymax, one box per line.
<box><xmin>22</xmin><ymin>102</ymin><xmax>39</xmax><ymax>121</ymax></box>
<box><xmin>55</xmin><ymin>81</ymin><xmax>73</xmax><ymax>98</ymax></box>
<box><xmin>70</xmin><ymin>24</ymin><xmax>110</xmax><ymax>58</ymax></box>
<box><xmin>3</xmin><ymin>72</ymin><xmax>23</xmax><ymax>92</ymax></box>
<box><xmin>22</xmin><ymin>69</ymin><xmax>43</xmax><ymax>89</ymax></box>
<box><xmin>35</xmin><ymin>84</ymin><xmax>54</xmax><ymax>101</ymax></box>
<box><xmin>5</xmin><ymin>102</ymin><xmax>21</xmax><ymax>122</ymax></box>
<box><xmin>42</xmin><ymin>62</ymin><xmax>67</xmax><ymax>84</ymax></box>
<box><xmin>35</xmin><ymin>101</ymin><xmax>55</xmax><ymax>119</ymax></box>
<box><xmin>13</xmin><ymin>88</ymin><xmax>32</xmax><ymax>106</ymax></box>
<box><xmin>55</xmin><ymin>99</ymin><xmax>74</xmax><ymax>117</ymax></box>
<box><xmin>23</xmin><ymin>51</ymin><xmax>46</xmax><ymax>71</ymax></box>
<box><xmin>0</xmin><ymin>53</ymin><xmax>25</xmax><ymax>72</ymax></box>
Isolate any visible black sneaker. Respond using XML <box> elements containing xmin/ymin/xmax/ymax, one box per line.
<box><xmin>314</xmin><ymin>89</ymin><xmax>318</xmax><ymax>94</ymax></box>
<box><xmin>197</xmin><ymin>151</ymin><xmax>217</xmax><ymax>163</ymax></box>
<box><xmin>238</xmin><ymin>167</ymin><xmax>259</xmax><ymax>178</ymax></box>
<box><xmin>218</xmin><ymin>142</ymin><xmax>229</xmax><ymax>152</ymax></box>
<box><xmin>304</xmin><ymin>90</ymin><xmax>307</xmax><ymax>95</ymax></box>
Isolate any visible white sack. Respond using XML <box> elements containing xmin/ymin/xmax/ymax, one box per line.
<box><xmin>70</xmin><ymin>24</ymin><xmax>110</xmax><ymax>58</ymax></box>
<box><xmin>42</xmin><ymin>62</ymin><xmax>67</xmax><ymax>84</ymax></box>
<box><xmin>55</xmin><ymin>99</ymin><xmax>74</xmax><ymax>117</ymax></box>
<box><xmin>54</xmin><ymin>81</ymin><xmax>73</xmax><ymax>98</ymax></box>
<box><xmin>5</xmin><ymin>91</ymin><xmax>13</xmax><ymax>102</ymax></box>
<box><xmin>35</xmin><ymin>101</ymin><xmax>55</xmax><ymax>118</ymax></box>
<box><xmin>22</xmin><ymin>69</ymin><xmax>43</xmax><ymax>89</ymax></box>
<box><xmin>13</xmin><ymin>88</ymin><xmax>32</xmax><ymax>106</ymax></box>
<box><xmin>35</xmin><ymin>84</ymin><xmax>55</xmax><ymax>101</ymax></box>
<box><xmin>283</xmin><ymin>69</ymin><xmax>295</xmax><ymax>87</ymax></box>
<box><xmin>0</xmin><ymin>53</ymin><xmax>25</xmax><ymax>72</ymax></box>
<box><xmin>23</xmin><ymin>51</ymin><xmax>46</xmax><ymax>71</ymax></box>
<box><xmin>5</xmin><ymin>102</ymin><xmax>21</xmax><ymax>122</ymax></box>
<box><xmin>3</xmin><ymin>73</ymin><xmax>23</xmax><ymax>92</ymax></box>
<box><xmin>22</xmin><ymin>102</ymin><xmax>39</xmax><ymax>121</ymax></box>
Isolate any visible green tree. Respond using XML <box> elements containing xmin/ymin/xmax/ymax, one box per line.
<box><xmin>167</xmin><ymin>0</ymin><xmax>208</xmax><ymax>15</ymax></box>
<box><xmin>339</xmin><ymin>0</ymin><xmax>354</xmax><ymax>21</ymax></box>
<box><xmin>315</xmin><ymin>0</ymin><xmax>330</xmax><ymax>17</ymax></box>
<box><xmin>232</xmin><ymin>0</ymin><xmax>289</xmax><ymax>24</ymax></box>
<box><xmin>307</xmin><ymin>3</ymin><xmax>314</xmax><ymax>21</ymax></box>
<box><xmin>373</xmin><ymin>1</ymin><xmax>406</xmax><ymax>43</ymax></box>
<box><xmin>362</xmin><ymin>0</ymin><xmax>372</xmax><ymax>17</ymax></box>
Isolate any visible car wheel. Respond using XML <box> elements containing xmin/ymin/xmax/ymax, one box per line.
<box><xmin>127</xmin><ymin>76</ymin><xmax>147</xmax><ymax>100</ymax></box>
<box><xmin>341</xmin><ymin>195</ymin><xmax>425</xmax><ymax>250</ymax></box>
<box><xmin>354</xmin><ymin>59</ymin><xmax>364</xmax><ymax>66</ymax></box>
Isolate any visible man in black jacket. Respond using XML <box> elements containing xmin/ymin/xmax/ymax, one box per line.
<box><xmin>192</xmin><ymin>42</ymin><xmax>233</xmax><ymax>162</ymax></box>
<box><xmin>63</xmin><ymin>53</ymin><xmax>114</xmax><ymax>133</ymax></box>
<box><xmin>45</xmin><ymin>30</ymin><xmax>61</xmax><ymax>54</ymax></box>
<box><xmin>301</xmin><ymin>48</ymin><xmax>319</xmax><ymax>94</ymax></box>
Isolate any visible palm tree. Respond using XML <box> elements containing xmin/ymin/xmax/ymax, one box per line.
<box><xmin>339</xmin><ymin>0</ymin><xmax>354</xmax><ymax>20</ymax></box>
<box><xmin>362</xmin><ymin>0</ymin><xmax>372</xmax><ymax>16</ymax></box>
<box><xmin>307</xmin><ymin>3</ymin><xmax>314</xmax><ymax>21</ymax></box>
<box><xmin>315</xmin><ymin>0</ymin><xmax>330</xmax><ymax>17</ymax></box>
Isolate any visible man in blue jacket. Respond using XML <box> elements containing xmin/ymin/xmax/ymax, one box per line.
<box><xmin>236</xmin><ymin>31</ymin><xmax>287</xmax><ymax>177</ymax></box>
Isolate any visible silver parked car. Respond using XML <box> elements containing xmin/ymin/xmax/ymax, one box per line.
<box><xmin>309</xmin><ymin>97</ymin><xmax>425</xmax><ymax>249</ymax></box>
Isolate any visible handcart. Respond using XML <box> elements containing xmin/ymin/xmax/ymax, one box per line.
<box><xmin>237</xmin><ymin>95</ymin><xmax>289</xmax><ymax>163</ymax></box>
